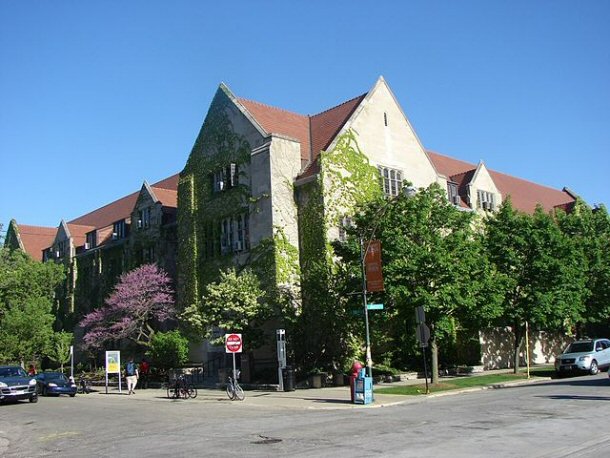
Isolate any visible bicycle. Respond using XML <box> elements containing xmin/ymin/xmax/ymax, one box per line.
<box><xmin>226</xmin><ymin>370</ymin><xmax>244</xmax><ymax>401</ymax></box>
<box><xmin>78</xmin><ymin>373</ymin><xmax>92</xmax><ymax>394</ymax></box>
<box><xmin>167</xmin><ymin>374</ymin><xmax>197</xmax><ymax>400</ymax></box>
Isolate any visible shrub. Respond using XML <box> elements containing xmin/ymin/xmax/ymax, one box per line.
<box><xmin>147</xmin><ymin>330</ymin><xmax>189</xmax><ymax>372</ymax></box>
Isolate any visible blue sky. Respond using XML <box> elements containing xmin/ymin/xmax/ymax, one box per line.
<box><xmin>1</xmin><ymin>1</ymin><xmax>608</xmax><ymax>231</ymax></box>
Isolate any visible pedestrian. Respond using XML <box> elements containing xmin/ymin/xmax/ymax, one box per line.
<box><xmin>27</xmin><ymin>364</ymin><xmax>37</xmax><ymax>376</ymax></box>
<box><xmin>124</xmin><ymin>357</ymin><xmax>139</xmax><ymax>395</ymax></box>
<box><xmin>140</xmin><ymin>358</ymin><xmax>150</xmax><ymax>389</ymax></box>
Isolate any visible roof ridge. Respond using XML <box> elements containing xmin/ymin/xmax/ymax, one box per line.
<box><xmin>311</xmin><ymin>93</ymin><xmax>368</xmax><ymax>118</ymax></box>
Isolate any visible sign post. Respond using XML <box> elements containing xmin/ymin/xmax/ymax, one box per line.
<box><xmin>225</xmin><ymin>333</ymin><xmax>243</xmax><ymax>384</ymax></box>
<box><xmin>105</xmin><ymin>350</ymin><xmax>121</xmax><ymax>394</ymax></box>
<box><xmin>70</xmin><ymin>345</ymin><xmax>74</xmax><ymax>380</ymax></box>
<box><xmin>276</xmin><ymin>329</ymin><xmax>286</xmax><ymax>391</ymax></box>
<box><xmin>415</xmin><ymin>307</ymin><xmax>431</xmax><ymax>394</ymax></box>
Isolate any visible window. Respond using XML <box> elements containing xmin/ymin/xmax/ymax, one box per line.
<box><xmin>85</xmin><ymin>231</ymin><xmax>96</xmax><ymax>249</ymax></box>
<box><xmin>378</xmin><ymin>166</ymin><xmax>403</xmax><ymax>197</ymax></box>
<box><xmin>138</xmin><ymin>207</ymin><xmax>151</xmax><ymax>229</ymax></box>
<box><xmin>220</xmin><ymin>213</ymin><xmax>249</xmax><ymax>254</ymax></box>
<box><xmin>477</xmin><ymin>190</ymin><xmax>496</xmax><ymax>211</ymax></box>
<box><xmin>384</xmin><ymin>112</ymin><xmax>388</xmax><ymax>127</ymax></box>
<box><xmin>212</xmin><ymin>163</ymin><xmax>239</xmax><ymax>193</ymax></box>
<box><xmin>447</xmin><ymin>182</ymin><xmax>460</xmax><ymax>205</ymax></box>
<box><xmin>338</xmin><ymin>216</ymin><xmax>352</xmax><ymax>242</ymax></box>
<box><xmin>113</xmin><ymin>220</ymin><xmax>127</xmax><ymax>240</ymax></box>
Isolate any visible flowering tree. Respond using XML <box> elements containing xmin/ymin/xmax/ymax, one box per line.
<box><xmin>80</xmin><ymin>264</ymin><xmax>175</xmax><ymax>350</ymax></box>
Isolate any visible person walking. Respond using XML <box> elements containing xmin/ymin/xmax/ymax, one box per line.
<box><xmin>125</xmin><ymin>358</ymin><xmax>139</xmax><ymax>395</ymax></box>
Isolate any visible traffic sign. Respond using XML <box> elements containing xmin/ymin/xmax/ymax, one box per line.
<box><xmin>367</xmin><ymin>303</ymin><xmax>384</xmax><ymax>310</ymax></box>
<box><xmin>416</xmin><ymin>323</ymin><xmax>430</xmax><ymax>348</ymax></box>
<box><xmin>225</xmin><ymin>333</ymin><xmax>243</xmax><ymax>353</ymax></box>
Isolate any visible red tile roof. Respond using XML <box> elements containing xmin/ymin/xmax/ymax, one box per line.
<box><xmin>427</xmin><ymin>151</ymin><xmax>575</xmax><ymax>213</ymax></box>
<box><xmin>152</xmin><ymin>187</ymin><xmax>178</xmax><ymax>208</ymax></box>
<box><xmin>15</xmin><ymin>224</ymin><xmax>57</xmax><ymax>261</ymax></box>
<box><xmin>309</xmin><ymin>94</ymin><xmax>367</xmax><ymax>159</ymax></box>
<box><xmin>68</xmin><ymin>175</ymin><xmax>178</xmax><ymax>228</ymax></box>
<box><xmin>67</xmin><ymin>223</ymin><xmax>95</xmax><ymax>247</ymax></box>
<box><xmin>238</xmin><ymin>98</ymin><xmax>310</xmax><ymax>160</ymax></box>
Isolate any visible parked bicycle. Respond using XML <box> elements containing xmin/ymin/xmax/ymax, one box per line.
<box><xmin>167</xmin><ymin>374</ymin><xmax>197</xmax><ymax>400</ymax></box>
<box><xmin>78</xmin><ymin>373</ymin><xmax>92</xmax><ymax>394</ymax></box>
<box><xmin>226</xmin><ymin>369</ymin><xmax>244</xmax><ymax>401</ymax></box>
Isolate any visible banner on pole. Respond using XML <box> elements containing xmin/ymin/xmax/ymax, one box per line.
<box><xmin>365</xmin><ymin>240</ymin><xmax>384</xmax><ymax>292</ymax></box>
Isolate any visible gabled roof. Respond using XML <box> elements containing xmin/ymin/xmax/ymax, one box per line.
<box><xmin>428</xmin><ymin>150</ymin><xmax>575</xmax><ymax>213</ymax></box>
<box><xmin>151</xmin><ymin>187</ymin><xmax>178</xmax><ymax>208</ymax></box>
<box><xmin>238</xmin><ymin>93</ymin><xmax>367</xmax><ymax>181</ymax></box>
<box><xmin>237</xmin><ymin>98</ymin><xmax>310</xmax><ymax>160</ymax></box>
<box><xmin>10</xmin><ymin>223</ymin><xmax>57</xmax><ymax>261</ymax></box>
<box><xmin>66</xmin><ymin>223</ymin><xmax>95</xmax><ymax>247</ymax></box>
<box><xmin>68</xmin><ymin>174</ymin><xmax>178</xmax><ymax>228</ymax></box>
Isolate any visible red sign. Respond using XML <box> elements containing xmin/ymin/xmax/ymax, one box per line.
<box><xmin>225</xmin><ymin>333</ymin><xmax>243</xmax><ymax>353</ymax></box>
<box><xmin>365</xmin><ymin>239</ymin><xmax>384</xmax><ymax>292</ymax></box>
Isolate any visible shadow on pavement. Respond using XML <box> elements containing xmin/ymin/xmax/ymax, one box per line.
<box><xmin>537</xmin><ymin>394</ymin><xmax>610</xmax><ymax>401</ymax></box>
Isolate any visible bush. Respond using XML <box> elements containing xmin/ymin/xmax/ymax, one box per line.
<box><xmin>147</xmin><ymin>330</ymin><xmax>189</xmax><ymax>372</ymax></box>
<box><xmin>372</xmin><ymin>364</ymin><xmax>400</xmax><ymax>376</ymax></box>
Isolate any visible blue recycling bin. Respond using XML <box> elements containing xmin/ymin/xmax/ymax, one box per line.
<box><xmin>353</xmin><ymin>368</ymin><xmax>373</xmax><ymax>404</ymax></box>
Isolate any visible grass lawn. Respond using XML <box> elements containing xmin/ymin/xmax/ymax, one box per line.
<box><xmin>375</xmin><ymin>366</ymin><xmax>555</xmax><ymax>396</ymax></box>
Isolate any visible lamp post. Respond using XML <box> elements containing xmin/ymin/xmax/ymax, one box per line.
<box><xmin>359</xmin><ymin>185</ymin><xmax>416</xmax><ymax>379</ymax></box>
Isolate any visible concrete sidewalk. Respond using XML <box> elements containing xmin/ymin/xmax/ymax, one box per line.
<box><xmin>92</xmin><ymin>370</ymin><xmax>550</xmax><ymax>410</ymax></box>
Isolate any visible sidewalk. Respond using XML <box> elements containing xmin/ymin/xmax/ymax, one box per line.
<box><xmin>94</xmin><ymin>369</ymin><xmax>550</xmax><ymax>410</ymax></box>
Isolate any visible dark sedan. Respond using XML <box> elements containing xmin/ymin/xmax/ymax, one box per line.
<box><xmin>35</xmin><ymin>372</ymin><xmax>77</xmax><ymax>397</ymax></box>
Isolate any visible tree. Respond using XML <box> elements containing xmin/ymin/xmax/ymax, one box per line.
<box><xmin>47</xmin><ymin>331</ymin><xmax>74</xmax><ymax>372</ymax></box>
<box><xmin>147</xmin><ymin>330</ymin><xmax>189</xmax><ymax>372</ymax></box>
<box><xmin>556</xmin><ymin>201</ymin><xmax>610</xmax><ymax>334</ymax></box>
<box><xmin>0</xmin><ymin>297</ymin><xmax>55</xmax><ymax>365</ymax></box>
<box><xmin>79</xmin><ymin>264</ymin><xmax>175</xmax><ymax>350</ymax></box>
<box><xmin>361</xmin><ymin>184</ymin><xmax>501</xmax><ymax>383</ymax></box>
<box><xmin>181</xmin><ymin>267</ymin><xmax>267</xmax><ymax>346</ymax></box>
<box><xmin>484</xmin><ymin>199</ymin><xmax>586</xmax><ymax>372</ymax></box>
<box><xmin>0</xmin><ymin>247</ymin><xmax>65</xmax><ymax>364</ymax></box>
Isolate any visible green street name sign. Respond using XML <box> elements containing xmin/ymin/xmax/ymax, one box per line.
<box><xmin>367</xmin><ymin>303</ymin><xmax>384</xmax><ymax>310</ymax></box>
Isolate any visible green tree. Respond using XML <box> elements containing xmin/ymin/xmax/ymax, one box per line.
<box><xmin>147</xmin><ymin>330</ymin><xmax>189</xmax><ymax>372</ymax></box>
<box><xmin>361</xmin><ymin>184</ymin><xmax>500</xmax><ymax>383</ymax></box>
<box><xmin>0</xmin><ymin>297</ymin><xmax>55</xmax><ymax>365</ymax></box>
<box><xmin>181</xmin><ymin>267</ymin><xmax>267</xmax><ymax>346</ymax></box>
<box><xmin>556</xmin><ymin>201</ymin><xmax>610</xmax><ymax>334</ymax></box>
<box><xmin>47</xmin><ymin>331</ymin><xmax>74</xmax><ymax>372</ymax></box>
<box><xmin>484</xmin><ymin>199</ymin><xmax>586</xmax><ymax>372</ymax></box>
<box><xmin>0</xmin><ymin>247</ymin><xmax>65</xmax><ymax>364</ymax></box>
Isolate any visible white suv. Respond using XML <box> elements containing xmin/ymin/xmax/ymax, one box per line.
<box><xmin>555</xmin><ymin>339</ymin><xmax>610</xmax><ymax>375</ymax></box>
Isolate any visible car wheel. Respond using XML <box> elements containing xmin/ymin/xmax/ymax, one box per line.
<box><xmin>42</xmin><ymin>386</ymin><xmax>47</xmax><ymax>397</ymax></box>
<box><xmin>590</xmin><ymin>360</ymin><xmax>599</xmax><ymax>375</ymax></box>
<box><xmin>29</xmin><ymin>395</ymin><xmax>38</xmax><ymax>403</ymax></box>
<box><xmin>70</xmin><ymin>393</ymin><xmax>76</xmax><ymax>398</ymax></box>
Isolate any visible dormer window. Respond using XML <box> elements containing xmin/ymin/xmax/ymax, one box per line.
<box><xmin>85</xmin><ymin>231</ymin><xmax>97</xmax><ymax>249</ymax></box>
<box><xmin>477</xmin><ymin>190</ymin><xmax>496</xmax><ymax>212</ymax></box>
<box><xmin>113</xmin><ymin>220</ymin><xmax>127</xmax><ymax>240</ymax></box>
<box><xmin>378</xmin><ymin>166</ymin><xmax>403</xmax><ymax>197</ymax></box>
<box><xmin>447</xmin><ymin>182</ymin><xmax>460</xmax><ymax>206</ymax></box>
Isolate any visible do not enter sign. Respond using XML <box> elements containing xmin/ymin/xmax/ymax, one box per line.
<box><xmin>225</xmin><ymin>333</ymin><xmax>243</xmax><ymax>353</ymax></box>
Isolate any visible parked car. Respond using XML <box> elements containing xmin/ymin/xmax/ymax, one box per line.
<box><xmin>554</xmin><ymin>339</ymin><xmax>610</xmax><ymax>375</ymax></box>
<box><xmin>0</xmin><ymin>365</ymin><xmax>38</xmax><ymax>404</ymax></box>
<box><xmin>35</xmin><ymin>372</ymin><xmax>77</xmax><ymax>397</ymax></box>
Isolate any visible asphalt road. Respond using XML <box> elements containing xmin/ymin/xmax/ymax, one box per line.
<box><xmin>2</xmin><ymin>373</ymin><xmax>610</xmax><ymax>457</ymax></box>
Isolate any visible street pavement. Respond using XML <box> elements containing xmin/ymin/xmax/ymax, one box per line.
<box><xmin>96</xmin><ymin>368</ymin><xmax>549</xmax><ymax>410</ymax></box>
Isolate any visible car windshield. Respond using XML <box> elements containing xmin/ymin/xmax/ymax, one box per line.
<box><xmin>565</xmin><ymin>342</ymin><xmax>594</xmax><ymax>353</ymax></box>
<box><xmin>0</xmin><ymin>367</ymin><xmax>27</xmax><ymax>377</ymax></box>
<box><xmin>46</xmin><ymin>373</ymin><xmax>68</xmax><ymax>382</ymax></box>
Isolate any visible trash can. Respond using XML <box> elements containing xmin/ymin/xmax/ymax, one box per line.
<box><xmin>282</xmin><ymin>366</ymin><xmax>295</xmax><ymax>392</ymax></box>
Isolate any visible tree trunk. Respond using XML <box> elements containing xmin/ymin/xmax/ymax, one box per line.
<box><xmin>431</xmin><ymin>331</ymin><xmax>439</xmax><ymax>385</ymax></box>
<box><xmin>513</xmin><ymin>324</ymin><xmax>522</xmax><ymax>374</ymax></box>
